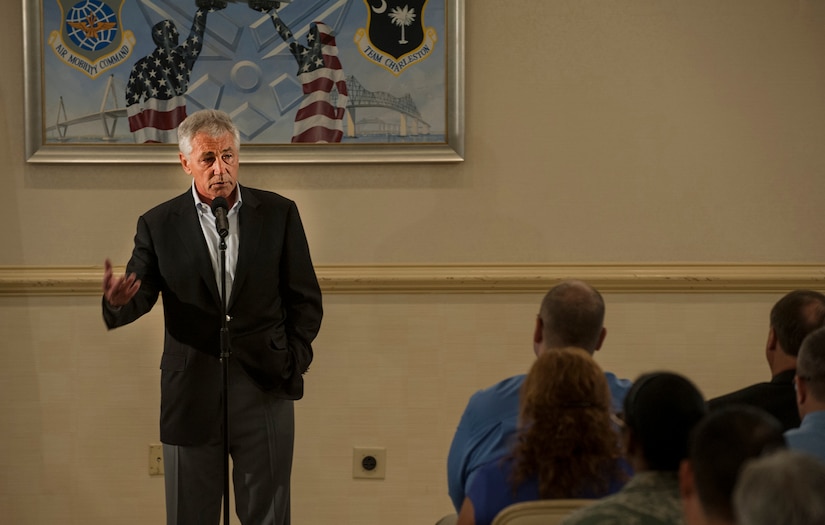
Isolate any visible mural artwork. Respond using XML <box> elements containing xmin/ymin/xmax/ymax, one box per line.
<box><xmin>32</xmin><ymin>0</ymin><xmax>459</xmax><ymax>162</ymax></box>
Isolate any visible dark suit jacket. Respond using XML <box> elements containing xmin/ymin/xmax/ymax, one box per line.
<box><xmin>707</xmin><ymin>369</ymin><xmax>800</xmax><ymax>431</ymax></box>
<box><xmin>103</xmin><ymin>186</ymin><xmax>323</xmax><ymax>445</ymax></box>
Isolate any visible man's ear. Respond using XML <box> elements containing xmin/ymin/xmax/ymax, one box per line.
<box><xmin>533</xmin><ymin>316</ymin><xmax>543</xmax><ymax>356</ymax></box>
<box><xmin>680</xmin><ymin>459</ymin><xmax>707</xmax><ymax>524</ymax></box>
<box><xmin>179</xmin><ymin>152</ymin><xmax>192</xmax><ymax>174</ymax></box>
<box><xmin>679</xmin><ymin>459</ymin><xmax>695</xmax><ymax>500</ymax></box>
<box><xmin>796</xmin><ymin>376</ymin><xmax>808</xmax><ymax>406</ymax></box>
<box><xmin>766</xmin><ymin>326</ymin><xmax>778</xmax><ymax>351</ymax></box>
<box><xmin>594</xmin><ymin>327</ymin><xmax>607</xmax><ymax>351</ymax></box>
<box><xmin>533</xmin><ymin>316</ymin><xmax>543</xmax><ymax>345</ymax></box>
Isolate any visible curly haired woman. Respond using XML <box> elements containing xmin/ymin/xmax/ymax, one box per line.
<box><xmin>456</xmin><ymin>347</ymin><xmax>628</xmax><ymax>525</ymax></box>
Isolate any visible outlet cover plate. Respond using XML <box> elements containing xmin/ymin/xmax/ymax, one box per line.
<box><xmin>352</xmin><ymin>447</ymin><xmax>386</xmax><ymax>479</ymax></box>
<box><xmin>148</xmin><ymin>444</ymin><xmax>164</xmax><ymax>476</ymax></box>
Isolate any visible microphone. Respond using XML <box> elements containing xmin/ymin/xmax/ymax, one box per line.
<box><xmin>211</xmin><ymin>197</ymin><xmax>230</xmax><ymax>238</ymax></box>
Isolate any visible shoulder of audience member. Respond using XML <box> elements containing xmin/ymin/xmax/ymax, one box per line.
<box><xmin>467</xmin><ymin>375</ymin><xmax>526</xmax><ymax>405</ymax></box>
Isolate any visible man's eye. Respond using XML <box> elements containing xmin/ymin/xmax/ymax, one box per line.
<box><xmin>222</xmin><ymin>154</ymin><xmax>235</xmax><ymax>164</ymax></box>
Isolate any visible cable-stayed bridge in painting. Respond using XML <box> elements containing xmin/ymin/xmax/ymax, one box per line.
<box><xmin>45</xmin><ymin>75</ymin><xmax>126</xmax><ymax>142</ymax></box>
<box><xmin>342</xmin><ymin>75</ymin><xmax>430</xmax><ymax>138</ymax></box>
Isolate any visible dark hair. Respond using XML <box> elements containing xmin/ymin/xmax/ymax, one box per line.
<box><xmin>769</xmin><ymin>290</ymin><xmax>825</xmax><ymax>357</ymax></box>
<box><xmin>539</xmin><ymin>280</ymin><xmax>605</xmax><ymax>352</ymax></box>
<box><xmin>798</xmin><ymin>325</ymin><xmax>825</xmax><ymax>400</ymax></box>
<box><xmin>623</xmin><ymin>372</ymin><xmax>706</xmax><ymax>471</ymax></box>
<box><xmin>510</xmin><ymin>348</ymin><xmax>622</xmax><ymax>498</ymax></box>
<box><xmin>689</xmin><ymin>405</ymin><xmax>786</xmax><ymax>522</ymax></box>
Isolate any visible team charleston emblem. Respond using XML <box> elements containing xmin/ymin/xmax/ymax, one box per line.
<box><xmin>48</xmin><ymin>0</ymin><xmax>135</xmax><ymax>79</ymax></box>
<box><xmin>355</xmin><ymin>0</ymin><xmax>436</xmax><ymax>76</ymax></box>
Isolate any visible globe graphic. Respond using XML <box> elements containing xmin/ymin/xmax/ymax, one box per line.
<box><xmin>65</xmin><ymin>0</ymin><xmax>119</xmax><ymax>52</ymax></box>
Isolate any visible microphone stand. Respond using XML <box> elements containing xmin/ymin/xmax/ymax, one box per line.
<box><xmin>218</xmin><ymin>233</ymin><xmax>231</xmax><ymax>525</ymax></box>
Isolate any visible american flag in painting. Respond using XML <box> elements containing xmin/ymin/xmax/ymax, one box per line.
<box><xmin>125</xmin><ymin>10</ymin><xmax>210</xmax><ymax>143</ymax></box>
<box><xmin>270</xmin><ymin>14</ymin><xmax>348</xmax><ymax>143</ymax></box>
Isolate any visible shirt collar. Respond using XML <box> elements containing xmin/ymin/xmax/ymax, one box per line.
<box><xmin>772</xmin><ymin>369</ymin><xmax>797</xmax><ymax>384</ymax></box>
<box><xmin>191</xmin><ymin>182</ymin><xmax>242</xmax><ymax>212</ymax></box>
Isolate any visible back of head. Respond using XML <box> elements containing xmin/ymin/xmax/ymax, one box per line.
<box><xmin>797</xmin><ymin>325</ymin><xmax>825</xmax><ymax>402</ymax></box>
<box><xmin>688</xmin><ymin>405</ymin><xmax>786</xmax><ymax>523</ymax></box>
<box><xmin>733</xmin><ymin>450</ymin><xmax>825</xmax><ymax>525</ymax></box>
<box><xmin>539</xmin><ymin>280</ymin><xmax>605</xmax><ymax>353</ymax></box>
<box><xmin>623</xmin><ymin>372</ymin><xmax>707</xmax><ymax>471</ymax></box>
<box><xmin>514</xmin><ymin>347</ymin><xmax>620</xmax><ymax>497</ymax></box>
<box><xmin>769</xmin><ymin>290</ymin><xmax>825</xmax><ymax>357</ymax></box>
<box><xmin>177</xmin><ymin>109</ymin><xmax>241</xmax><ymax>159</ymax></box>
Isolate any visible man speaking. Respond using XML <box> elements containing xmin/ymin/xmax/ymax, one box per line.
<box><xmin>102</xmin><ymin>108</ymin><xmax>323</xmax><ymax>525</ymax></box>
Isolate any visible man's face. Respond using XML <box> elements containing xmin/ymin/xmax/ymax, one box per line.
<box><xmin>180</xmin><ymin>131</ymin><xmax>239</xmax><ymax>204</ymax></box>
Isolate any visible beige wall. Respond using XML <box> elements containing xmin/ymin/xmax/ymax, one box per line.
<box><xmin>3</xmin><ymin>0</ymin><xmax>825</xmax><ymax>524</ymax></box>
<box><xmin>5</xmin><ymin>1</ymin><xmax>825</xmax><ymax>265</ymax></box>
<box><xmin>0</xmin><ymin>291</ymin><xmax>782</xmax><ymax>525</ymax></box>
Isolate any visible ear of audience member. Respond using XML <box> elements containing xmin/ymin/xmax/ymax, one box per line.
<box><xmin>785</xmin><ymin>325</ymin><xmax>825</xmax><ymax>463</ymax></box>
<box><xmin>560</xmin><ymin>372</ymin><xmax>705</xmax><ymax>525</ymax></box>
<box><xmin>679</xmin><ymin>405</ymin><xmax>786</xmax><ymax>525</ymax></box>
<box><xmin>456</xmin><ymin>348</ymin><xmax>627</xmax><ymax>525</ymax></box>
<box><xmin>733</xmin><ymin>449</ymin><xmax>825</xmax><ymax>525</ymax></box>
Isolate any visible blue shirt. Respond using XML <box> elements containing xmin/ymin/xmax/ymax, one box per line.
<box><xmin>785</xmin><ymin>410</ymin><xmax>825</xmax><ymax>464</ymax></box>
<box><xmin>466</xmin><ymin>455</ymin><xmax>628</xmax><ymax>525</ymax></box>
<box><xmin>447</xmin><ymin>371</ymin><xmax>632</xmax><ymax>512</ymax></box>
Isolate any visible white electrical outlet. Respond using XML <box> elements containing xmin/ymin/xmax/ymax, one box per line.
<box><xmin>352</xmin><ymin>447</ymin><xmax>386</xmax><ymax>479</ymax></box>
<box><xmin>148</xmin><ymin>444</ymin><xmax>164</xmax><ymax>476</ymax></box>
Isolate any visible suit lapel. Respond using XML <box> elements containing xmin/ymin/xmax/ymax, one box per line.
<box><xmin>172</xmin><ymin>191</ymin><xmax>223</xmax><ymax>306</ymax></box>
<box><xmin>229</xmin><ymin>187</ymin><xmax>263</xmax><ymax>309</ymax></box>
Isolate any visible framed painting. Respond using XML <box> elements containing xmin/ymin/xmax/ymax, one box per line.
<box><xmin>23</xmin><ymin>0</ymin><xmax>464</xmax><ymax>164</ymax></box>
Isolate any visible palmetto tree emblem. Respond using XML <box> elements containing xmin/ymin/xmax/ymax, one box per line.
<box><xmin>388</xmin><ymin>5</ymin><xmax>416</xmax><ymax>44</ymax></box>
<box><xmin>357</xmin><ymin>0</ymin><xmax>435</xmax><ymax>75</ymax></box>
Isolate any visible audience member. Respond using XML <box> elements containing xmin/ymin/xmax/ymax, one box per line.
<box><xmin>733</xmin><ymin>449</ymin><xmax>825</xmax><ymax>525</ymax></box>
<box><xmin>562</xmin><ymin>372</ymin><xmax>707</xmax><ymax>525</ymax></box>
<box><xmin>708</xmin><ymin>290</ymin><xmax>825</xmax><ymax>430</ymax></box>
<box><xmin>456</xmin><ymin>348</ymin><xmax>627</xmax><ymax>525</ymax></box>
<box><xmin>784</xmin><ymin>325</ymin><xmax>825</xmax><ymax>462</ymax></box>
<box><xmin>679</xmin><ymin>405</ymin><xmax>786</xmax><ymax>525</ymax></box>
<box><xmin>447</xmin><ymin>280</ymin><xmax>631</xmax><ymax>512</ymax></box>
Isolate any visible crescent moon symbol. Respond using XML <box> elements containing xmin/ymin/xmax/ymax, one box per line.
<box><xmin>372</xmin><ymin>0</ymin><xmax>387</xmax><ymax>14</ymax></box>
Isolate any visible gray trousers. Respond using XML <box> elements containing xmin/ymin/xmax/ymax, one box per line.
<box><xmin>163</xmin><ymin>360</ymin><xmax>295</xmax><ymax>525</ymax></box>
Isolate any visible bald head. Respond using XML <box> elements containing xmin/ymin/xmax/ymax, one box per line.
<box><xmin>538</xmin><ymin>280</ymin><xmax>606</xmax><ymax>353</ymax></box>
<box><xmin>770</xmin><ymin>290</ymin><xmax>825</xmax><ymax>357</ymax></box>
